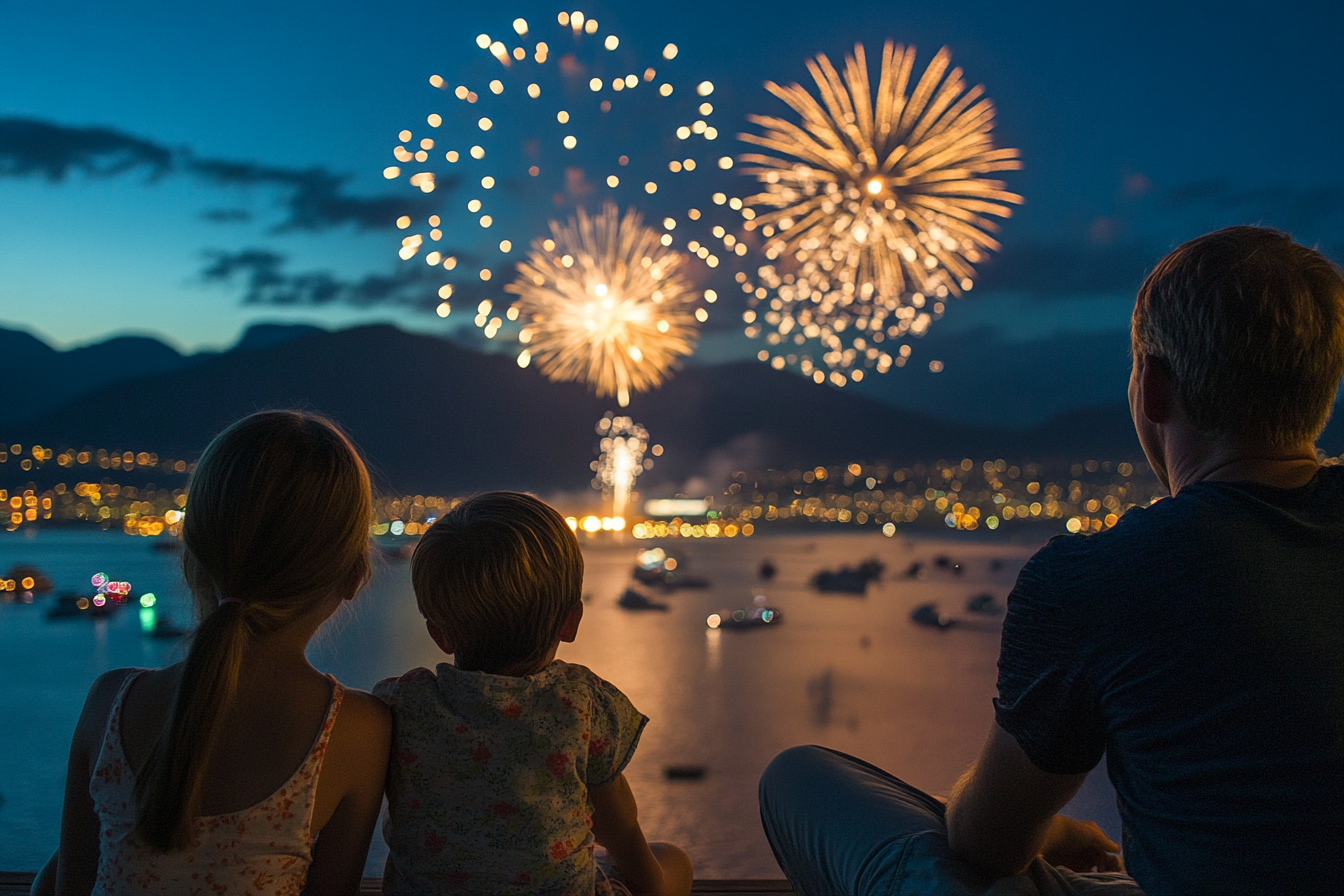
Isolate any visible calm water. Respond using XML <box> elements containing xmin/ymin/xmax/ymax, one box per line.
<box><xmin>0</xmin><ymin>529</ymin><xmax>1120</xmax><ymax>877</ymax></box>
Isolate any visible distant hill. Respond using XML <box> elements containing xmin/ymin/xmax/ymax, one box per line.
<box><xmin>3</xmin><ymin>323</ymin><xmax>1339</xmax><ymax>494</ymax></box>
<box><xmin>0</xmin><ymin>326</ymin><xmax>197</xmax><ymax>425</ymax></box>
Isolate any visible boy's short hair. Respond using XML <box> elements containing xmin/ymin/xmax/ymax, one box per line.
<box><xmin>1132</xmin><ymin>226</ymin><xmax>1344</xmax><ymax>447</ymax></box>
<box><xmin>411</xmin><ymin>491</ymin><xmax>584</xmax><ymax>674</ymax></box>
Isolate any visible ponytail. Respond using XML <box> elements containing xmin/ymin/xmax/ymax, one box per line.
<box><xmin>130</xmin><ymin>411</ymin><xmax>373</xmax><ymax>851</ymax></box>
<box><xmin>133</xmin><ymin>601</ymin><xmax>248</xmax><ymax>850</ymax></box>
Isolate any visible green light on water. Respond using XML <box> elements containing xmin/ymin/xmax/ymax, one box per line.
<box><xmin>139</xmin><ymin>593</ymin><xmax>156</xmax><ymax>608</ymax></box>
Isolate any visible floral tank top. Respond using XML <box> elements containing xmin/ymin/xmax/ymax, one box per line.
<box><xmin>90</xmin><ymin>669</ymin><xmax>344</xmax><ymax>896</ymax></box>
<box><xmin>375</xmin><ymin>660</ymin><xmax>648</xmax><ymax>896</ymax></box>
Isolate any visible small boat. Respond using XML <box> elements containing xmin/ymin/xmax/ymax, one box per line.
<box><xmin>707</xmin><ymin>606</ymin><xmax>782</xmax><ymax>629</ymax></box>
<box><xmin>911</xmin><ymin>602</ymin><xmax>956</xmax><ymax>629</ymax></box>
<box><xmin>966</xmin><ymin>593</ymin><xmax>1004</xmax><ymax>615</ymax></box>
<box><xmin>147</xmin><ymin>613</ymin><xmax>191</xmax><ymax>639</ymax></box>
<box><xmin>812</xmin><ymin>559</ymin><xmax>885</xmax><ymax>595</ymax></box>
<box><xmin>933</xmin><ymin>555</ymin><xmax>964</xmax><ymax>575</ymax></box>
<box><xmin>3</xmin><ymin>564</ymin><xmax>55</xmax><ymax>599</ymax></box>
<box><xmin>46</xmin><ymin>593</ymin><xmax>120</xmax><ymax>620</ymax></box>
<box><xmin>631</xmin><ymin>548</ymin><xmax>709</xmax><ymax>590</ymax></box>
<box><xmin>618</xmin><ymin>589</ymin><xmax>669</xmax><ymax>611</ymax></box>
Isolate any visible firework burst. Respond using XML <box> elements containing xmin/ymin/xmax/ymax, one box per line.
<box><xmin>385</xmin><ymin>10</ymin><xmax>724</xmax><ymax>331</ymax></box>
<box><xmin>592</xmin><ymin>413</ymin><xmax>649</xmax><ymax>519</ymax></box>
<box><xmin>736</xmin><ymin>41</ymin><xmax>1021</xmax><ymax>383</ymax></box>
<box><xmin>507</xmin><ymin>202</ymin><xmax>700</xmax><ymax>406</ymax></box>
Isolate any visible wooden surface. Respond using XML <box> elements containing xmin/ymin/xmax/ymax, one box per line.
<box><xmin>1</xmin><ymin>872</ymin><xmax>794</xmax><ymax>895</ymax></box>
<box><xmin>0</xmin><ymin>873</ymin><xmax>31</xmax><ymax>896</ymax></box>
<box><xmin>358</xmin><ymin>879</ymin><xmax>796</xmax><ymax>894</ymax></box>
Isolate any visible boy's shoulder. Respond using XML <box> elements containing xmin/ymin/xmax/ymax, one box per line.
<box><xmin>544</xmin><ymin>660</ymin><xmax>626</xmax><ymax>696</ymax></box>
<box><xmin>372</xmin><ymin>666</ymin><xmax>439</xmax><ymax>705</ymax></box>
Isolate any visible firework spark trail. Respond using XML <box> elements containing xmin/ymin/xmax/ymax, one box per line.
<box><xmin>385</xmin><ymin>11</ymin><xmax>724</xmax><ymax>335</ymax></box>
<box><xmin>507</xmin><ymin>203</ymin><xmax>700</xmax><ymax>407</ymax></box>
<box><xmin>734</xmin><ymin>41</ymin><xmax>1021</xmax><ymax>383</ymax></box>
<box><xmin>592</xmin><ymin>413</ymin><xmax>649</xmax><ymax>519</ymax></box>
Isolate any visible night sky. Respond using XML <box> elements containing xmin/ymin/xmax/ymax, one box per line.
<box><xmin>2</xmin><ymin>0</ymin><xmax>1341</xmax><ymax>425</ymax></box>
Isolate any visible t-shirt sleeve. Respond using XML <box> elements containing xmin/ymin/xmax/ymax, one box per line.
<box><xmin>371</xmin><ymin>676</ymin><xmax>400</xmax><ymax>705</ymax></box>
<box><xmin>994</xmin><ymin>538</ymin><xmax>1107</xmax><ymax>775</ymax></box>
<box><xmin>372</xmin><ymin>667</ymin><xmax>434</xmax><ymax>706</ymax></box>
<box><xmin>584</xmin><ymin>675</ymin><xmax>649</xmax><ymax>787</ymax></box>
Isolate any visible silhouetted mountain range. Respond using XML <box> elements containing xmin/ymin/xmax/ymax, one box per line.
<box><xmin>2</xmin><ymin>323</ymin><xmax>1339</xmax><ymax>495</ymax></box>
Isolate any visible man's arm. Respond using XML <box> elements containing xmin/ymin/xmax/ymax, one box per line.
<box><xmin>946</xmin><ymin>723</ymin><xmax>1120</xmax><ymax>878</ymax></box>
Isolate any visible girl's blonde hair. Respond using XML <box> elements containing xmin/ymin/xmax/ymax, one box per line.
<box><xmin>133</xmin><ymin>410</ymin><xmax>373</xmax><ymax>851</ymax></box>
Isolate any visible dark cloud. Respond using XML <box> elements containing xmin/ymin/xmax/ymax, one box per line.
<box><xmin>974</xmin><ymin>241</ymin><xmax>1157</xmax><ymax>298</ymax></box>
<box><xmin>200</xmin><ymin>208</ymin><xmax>253</xmax><ymax>223</ymax></box>
<box><xmin>0</xmin><ymin>116</ymin><xmax>440</xmax><ymax>230</ymax></box>
<box><xmin>0</xmin><ymin>117</ymin><xmax>173</xmax><ymax>180</ymax></box>
<box><xmin>200</xmin><ymin>248</ymin><xmax>471</xmax><ymax>308</ymax></box>
<box><xmin>188</xmin><ymin>157</ymin><xmax>444</xmax><ymax>231</ymax></box>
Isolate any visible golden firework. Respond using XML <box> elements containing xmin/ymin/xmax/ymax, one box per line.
<box><xmin>507</xmin><ymin>202</ymin><xmax>700</xmax><ymax>406</ymax></box>
<box><xmin>592</xmin><ymin>413</ymin><xmax>649</xmax><ymax>519</ymax></box>
<box><xmin>738</xmin><ymin>42</ymin><xmax>1021</xmax><ymax>382</ymax></box>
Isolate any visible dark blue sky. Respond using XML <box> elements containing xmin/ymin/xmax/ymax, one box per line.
<box><xmin>2</xmin><ymin>0</ymin><xmax>1340</xmax><ymax>424</ymax></box>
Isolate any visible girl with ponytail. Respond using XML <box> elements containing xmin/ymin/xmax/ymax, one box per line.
<box><xmin>44</xmin><ymin>411</ymin><xmax>390</xmax><ymax>895</ymax></box>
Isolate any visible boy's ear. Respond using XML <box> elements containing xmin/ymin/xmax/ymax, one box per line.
<box><xmin>425</xmin><ymin>619</ymin><xmax>455</xmax><ymax>655</ymax></box>
<box><xmin>558</xmin><ymin>601</ymin><xmax>584</xmax><ymax>643</ymax></box>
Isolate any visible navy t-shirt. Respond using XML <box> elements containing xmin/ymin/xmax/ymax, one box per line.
<box><xmin>995</xmin><ymin>466</ymin><xmax>1343</xmax><ymax>895</ymax></box>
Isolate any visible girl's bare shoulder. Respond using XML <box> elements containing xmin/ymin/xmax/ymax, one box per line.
<box><xmin>326</xmin><ymin>687</ymin><xmax>392</xmax><ymax>768</ymax></box>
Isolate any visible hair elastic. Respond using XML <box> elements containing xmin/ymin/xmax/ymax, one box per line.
<box><xmin>218</xmin><ymin>595</ymin><xmax>247</xmax><ymax>608</ymax></box>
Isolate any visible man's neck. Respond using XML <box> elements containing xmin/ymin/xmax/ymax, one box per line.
<box><xmin>1163</xmin><ymin>435</ymin><xmax>1319</xmax><ymax>495</ymax></box>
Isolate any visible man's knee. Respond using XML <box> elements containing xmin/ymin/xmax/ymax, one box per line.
<box><xmin>760</xmin><ymin>745</ymin><xmax>829</xmax><ymax>799</ymax></box>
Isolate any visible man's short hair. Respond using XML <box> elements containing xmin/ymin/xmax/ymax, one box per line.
<box><xmin>411</xmin><ymin>491</ymin><xmax>584</xmax><ymax>675</ymax></box>
<box><xmin>1133</xmin><ymin>226</ymin><xmax>1344</xmax><ymax>447</ymax></box>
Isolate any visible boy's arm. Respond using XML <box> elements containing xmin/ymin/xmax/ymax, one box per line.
<box><xmin>589</xmin><ymin>773</ymin><xmax>666</xmax><ymax>896</ymax></box>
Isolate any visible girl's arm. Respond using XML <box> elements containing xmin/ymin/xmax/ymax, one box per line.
<box><xmin>301</xmin><ymin>690</ymin><xmax>392</xmax><ymax>896</ymax></box>
<box><xmin>589</xmin><ymin>774</ymin><xmax>692</xmax><ymax>896</ymax></box>
<box><xmin>55</xmin><ymin>669</ymin><xmax>134</xmax><ymax>895</ymax></box>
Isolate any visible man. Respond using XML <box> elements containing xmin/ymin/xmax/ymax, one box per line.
<box><xmin>758</xmin><ymin>226</ymin><xmax>1344</xmax><ymax>895</ymax></box>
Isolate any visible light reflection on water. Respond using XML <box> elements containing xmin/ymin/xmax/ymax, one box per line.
<box><xmin>0</xmin><ymin>530</ymin><xmax>1120</xmax><ymax>877</ymax></box>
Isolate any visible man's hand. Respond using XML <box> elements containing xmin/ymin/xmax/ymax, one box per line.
<box><xmin>1040</xmin><ymin>816</ymin><xmax>1123</xmax><ymax>873</ymax></box>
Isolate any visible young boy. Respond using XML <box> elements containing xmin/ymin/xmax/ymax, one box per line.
<box><xmin>375</xmin><ymin>491</ymin><xmax>695</xmax><ymax>896</ymax></box>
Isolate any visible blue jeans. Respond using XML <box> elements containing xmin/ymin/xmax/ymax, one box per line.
<box><xmin>758</xmin><ymin>746</ymin><xmax>1143</xmax><ymax>896</ymax></box>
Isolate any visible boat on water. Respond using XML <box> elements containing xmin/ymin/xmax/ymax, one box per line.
<box><xmin>146</xmin><ymin>613</ymin><xmax>190</xmax><ymax>639</ymax></box>
<box><xmin>631</xmin><ymin>548</ymin><xmax>710</xmax><ymax>590</ymax></box>
<box><xmin>910</xmin><ymin>602</ymin><xmax>956</xmax><ymax>629</ymax></box>
<box><xmin>46</xmin><ymin>572</ymin><xmax>137</xmax><ymax>621</ymax></box>
<box><xmin>2</xmin><ymin>564</ymin><xmax>56</xmax><ymax>602</ymax></box>
<box><xmin>966</xmin><ymin>593</ymin><xmax>1005</xmax><ymax>615</ymax></box>
<box><xmin>46</xmin><ymin>593</ymin><xmax>120</xmax><ymax>620</ymax></box>
<box><xmin>811</xmin><ymin>559</ymin><xmax>885</xmax><ymax>595</ymax></box>
<box><xmin>618</xmin><ymin>588</ymin><xmax>669</xmax><ymax>611</ymax></box>
<box><xmin>707</xmin><ymin>605</ymin><xmax>783</xmax><ymax>629</ymax></box>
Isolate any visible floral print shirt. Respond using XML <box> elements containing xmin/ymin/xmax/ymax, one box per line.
<box><xmin>374</xmin><ymin>661</ymin><xmax>648</xmax><ymax>896</ymax></box>
<box><xmin>90</xmin><ymin>669</ymin><xmax>343</xmax><ymax>895</ymax></box>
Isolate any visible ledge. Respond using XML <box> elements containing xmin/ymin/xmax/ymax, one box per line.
<box><xmin>0</xmin><ymin>872</ymin><xmax>795</xmax><ymax>895</ymax></box>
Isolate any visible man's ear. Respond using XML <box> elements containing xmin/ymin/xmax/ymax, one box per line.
<box><xmin>425</xmin><ymin>618</ymin><xmax>454</xmax><ymax>655</ymax></box>
<box><xmin>1138</xmin><ymin>353</ymin><xmax>1175</xmax><ymax>425</ymax></box>
<box><xmin>558</xmin><ymin>601</ymin><xmax>584</xmax><ymax>643</ymax></box>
